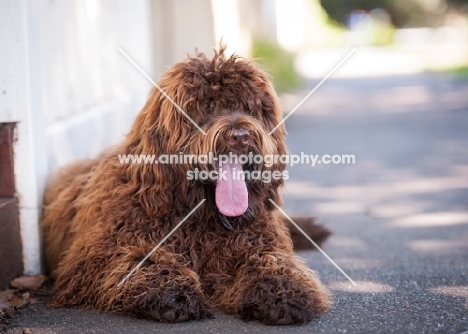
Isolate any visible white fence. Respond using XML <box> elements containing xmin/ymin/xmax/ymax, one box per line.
<box><xmin>1</xmin><ymin>0</ymin><xmax>155</xmax><ymax>274</ymax></box>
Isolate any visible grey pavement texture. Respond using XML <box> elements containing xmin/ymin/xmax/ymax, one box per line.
<box><xmin>5</xmin><ymin>72</ymin><xmax>468</xmax><ymax>333</ymax></box>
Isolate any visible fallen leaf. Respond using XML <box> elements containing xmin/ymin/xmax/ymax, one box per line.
<box><xmin>8</xmin><ymin>295</ymin><xmax>24</xmax><ymax>308</ymax></box>
<box><xmin>11</xmin><ymin>275</ymin><xmax>47</xmax><ymax>290</ymax></box>
<box><xmin>0</xmin><ymin>290</ymin><xmax>16</xmax><ymax>310</ymax></box>
<box><xmin>22</xmin><ymin>292</ymin><xmax>30</xmax><ymax>304</ymax></box>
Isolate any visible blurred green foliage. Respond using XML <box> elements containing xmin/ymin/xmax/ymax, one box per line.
<box><xmin>372</xmin><ymin>28</ymin><xmax>395</xmax><ymax>45</ymax></box>
<box><xmin>371</xmin><ymin>17</ymin><xmax>395</xmax><ymax>45</ymax></box>
<box><xmin>252</xmin><ymin>39</ymin><xmax>302</xmax><ymax>94</ymax></box>
<box><xmin>320</xmin><ymin>0</ymin><xmax>468</xmax><ymax>28</ymax></box>
<box><xmin>320</xmin><ymin>0</ymin><xmax>389</xmax><ymax>25</ymax></box>
<box><xmin>447</xmin><ymin>65</ymin><xmax>468</xmax><ymax>78</ymax></box>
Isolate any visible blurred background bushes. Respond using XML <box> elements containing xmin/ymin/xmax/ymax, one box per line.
<box><xmin>252</xmin><ymin>38</ymin><xmax>302</xmax><ymax>93</ymax></box>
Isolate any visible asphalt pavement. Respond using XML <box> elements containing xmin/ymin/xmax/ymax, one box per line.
<box><xmin>5</xmin><ymin>72</ymin><xmax>468</xmax><ymax>333</ymax></box>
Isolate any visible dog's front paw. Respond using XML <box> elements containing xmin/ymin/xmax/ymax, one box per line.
<box><xmin>133</xmin><ymin>268</ymin><xmax>214</xmax><ymax>323</ymax></box>
<box><xmin>153</xmin><ymin>289</ymin><xmax>213</xmax><ymax>322</ymax></box>
<box><xmin>238</xmin><ymin>275</ymin><xmax>330</xmax><ymax>325</ymax></box>
<box><xmin>138</xmin><ymin>287</ymin><xmax>213</xmax><ymax>323</ymax></box>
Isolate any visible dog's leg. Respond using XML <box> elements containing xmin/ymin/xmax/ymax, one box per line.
<box><xmin>208</xmin><ymin>218</ymin><xmax>332</xmax><ymax>325</ymax></box>
<box><xmin>51</xmin><ymin>242</ymin><xmax>213</xmax><ymax>322</ymax></box>
<box><xmin>233</xmin><ymin>252</ymin><xmax>331</xmax><ymax>325</ymax></box>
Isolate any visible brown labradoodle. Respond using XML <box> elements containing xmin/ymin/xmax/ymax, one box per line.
<box><xmin>42</xmin><ymin>46</ymin><xmax>332</xmax><ymax>325</ymax></box>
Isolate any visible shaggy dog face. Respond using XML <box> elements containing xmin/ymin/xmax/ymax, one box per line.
<box><xmin>123</xmin><ymin>47</ymin><xmax>287</xmax><ymax>228</ymax></box>
<box><xmin>42</xmin><ymin>46</ymin><xmax>331</xmax><ymax>325</ymax></box>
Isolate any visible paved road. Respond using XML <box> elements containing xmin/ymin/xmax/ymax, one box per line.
<box><xmin>5</xmin><ymin>72</ymin><xmax>468</xmax><ymax>333</ymax></box>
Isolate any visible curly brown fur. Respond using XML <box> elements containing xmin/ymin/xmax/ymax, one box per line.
<box><xmin>42</xmin><ymin>46</ymin><xmax>331</xmax><ymax>325</ymax></box>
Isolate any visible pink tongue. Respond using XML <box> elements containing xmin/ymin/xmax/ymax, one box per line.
<box><xmin>215</xmin><ymin>162</ymin><xmax>248</xmax><ymax>217</ymax></box>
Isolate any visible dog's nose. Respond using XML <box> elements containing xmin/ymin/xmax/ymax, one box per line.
<box><xmin>229</xmin><ymin>129</ymin><xmax>250</xmax><ymax>149</ymax></box>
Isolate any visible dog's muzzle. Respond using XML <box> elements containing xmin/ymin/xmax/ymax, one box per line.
<box><xmin>227</xmin><ymin>129</ymin><xmax>250</xmax><ymax>150</ymax></box>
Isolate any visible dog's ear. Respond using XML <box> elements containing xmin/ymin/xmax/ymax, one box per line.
<box><xmin>130</xmin><ymin>66</ymin><xmax>196</xmax><ymax>156</ymax></box>
<box><xmin>118</xmin><ymin>69</ymin><xmax>199</xmax><ymax>216</ymax></box>
<box><xmin>252</xmin><ymin>68</ymin><xmax>288</xmax><ymax>206</ymax></box>
<box><xmin>240</xmin><ymin>61</ymin><xmax>287</xmax><ymax>156</ymax></box>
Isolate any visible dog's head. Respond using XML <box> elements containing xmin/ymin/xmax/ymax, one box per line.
<box><xmin>125</xmin><ymin>46</ymin><xmax>287</xmax><ymax>226</ymax></box>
